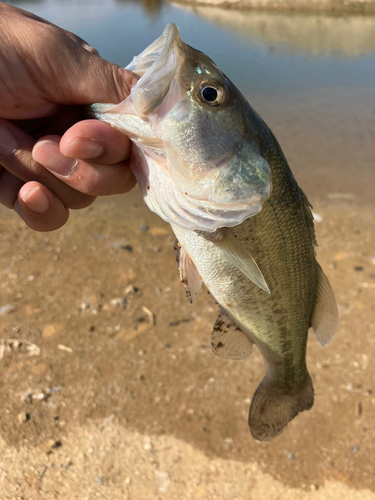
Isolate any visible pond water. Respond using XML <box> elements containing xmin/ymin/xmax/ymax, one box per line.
<box><xmin>5</xmin><ymin>0</ymin><xmax>375</xmax><ymax>205</ymax></box>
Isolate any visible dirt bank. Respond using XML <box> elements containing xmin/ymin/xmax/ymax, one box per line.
<box><xmin>0</xmin><ymin>186</ymin><xmax>374</xmax><ymax>499</ymax></box>
<box><xmin>168</xmin><ymin>0</ymin><xmax>375</xmax><ymax>14</ymax></box>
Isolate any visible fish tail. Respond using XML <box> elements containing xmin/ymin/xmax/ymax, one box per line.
<box><xmin>248</xmin><ymin>373</ymin><xmax>314</xmax><ymax>441</ymax></box>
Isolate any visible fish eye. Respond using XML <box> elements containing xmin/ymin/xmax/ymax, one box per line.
<box><xmin>198</xmin><ymin>81</ymin><xmax>225</xmax><ymax>107</ymax></box>
<box><xmin>203</xmin><ymin>87</ymin><xmax>217</xmax><ymax>102</ymax></box>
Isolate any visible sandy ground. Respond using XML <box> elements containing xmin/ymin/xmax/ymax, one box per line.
<box><xmin>0</xmin><ymin>186</ymin><xmax>374</xmax><ymax>499</ymax></box>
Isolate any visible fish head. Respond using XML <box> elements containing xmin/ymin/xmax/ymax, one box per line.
<box><xmin>92</xmin><ymin>23</ymin><xmax>271</xmax><ymax>232</ymax></box>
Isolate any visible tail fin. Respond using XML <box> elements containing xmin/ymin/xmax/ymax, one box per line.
<box><xmin>248</xmin><ymin>373</ymin><xmax>314</xmax><ymax>441</ymax></box>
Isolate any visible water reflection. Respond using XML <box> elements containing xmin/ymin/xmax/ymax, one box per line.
<box><xmin>176</xmin><ymin>4</ymin><xmax>375</xmax><ymax>57</ymax></box>
<box><xmin>115</xmin><ymin>0</ymin><xmax>162</xmax><ymax>16</ymax></box>
<box><xmin>5</xmin><ymin>0</ymin><xmax>162</xmax><ymax>16</ymax></box>
<box><xmin>4</xmin><ymin>0</ymin><xmax>43</xmax><ymax>4</ymax></box>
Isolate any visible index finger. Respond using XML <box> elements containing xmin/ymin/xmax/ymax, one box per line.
<box><xmin>60</xmin><ymin>120</ymin><xmax>131</xmax><ymax>164</ymax></box>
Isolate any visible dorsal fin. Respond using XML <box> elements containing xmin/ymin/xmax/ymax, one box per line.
<box><xmin>311</xmin><ymin>264</ymin><xmax>338</xmax><ymax>346</ymax></box>
<box><xmin>211</xmin><ymin>309</ymin><xmax>254</xmax><ymax>360</ymax></box>
<box><xmin>174</xmin><ymin>240</ymin><xmax>202</xmax><ymax>303</ymax></box>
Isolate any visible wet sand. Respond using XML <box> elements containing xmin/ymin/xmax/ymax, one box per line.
<box><xmin>0</xmin><ymin>183</ymin><xmax>374</xmax><ymax>499</ymax></box>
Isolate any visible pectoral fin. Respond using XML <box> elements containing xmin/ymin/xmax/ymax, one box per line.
<box><xmin>311</xmin><ymin>264</ymin><xmax>338</xmax><ymax>346</ymax></box>
<box><xmin>211</xmin><ymin>309</ymin><xmax>254</xmax><ymax>360</ymax></box>
<box><xmin>174</xmin><ymin>241</ymin><xmax>202</xmax><ymax>303</ymax></box>
<box><xmin>214</xmin><ymin>231</ymin><xmax>270</xmax><ymax>294</ymax></box>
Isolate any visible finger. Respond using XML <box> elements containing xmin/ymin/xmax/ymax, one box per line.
<box><xmin>60</xmin><ymin>120</ymin><xmax>131</xmax><ymax>164</ymax></box>
<box><xmin>14</xmin><ymin>181</ymin><xmax>70</xmax><ymax>232</ymax></box>
<box><xmin>45</xmin><ymin>47</ymin><xmax>139</xmax><ymax>107</ymax></box>
<box><xmin>33</xmin><ymin>136</ymin><xmax>136</xmax><ymax>196</ymax></box>
<box><xmin>0</xmin><ymin>166</ymin><xmax>24</xmax><ymax>208</ymax></box>
<box><xmin>0</xmin><ymin>119</ymin><xmax>95</xmax><ymax>209</ymax></box>
<box><xmin>12</xmin><ymin>106</ymin><xmax>84</xmax><ymax>140</ymax></box>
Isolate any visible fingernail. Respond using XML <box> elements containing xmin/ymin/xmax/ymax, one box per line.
<box><xmin>21</xmin><ymin>186</ymin><xmax>50</xmax><ymax>214</ymax></box>
<box><xmin>0</xmin><ymin>122</ymin><xmax>18</xmax><ymax>157</ymax></box>
<box><xmin>63</xmin><ymin>138</ymin><xmax>104</xmax><ymax>159</ymax></box>
<box><xmin>33</xmin><ymin>140</ymin><xmax>77</xmax><ymax>177</ymax></box>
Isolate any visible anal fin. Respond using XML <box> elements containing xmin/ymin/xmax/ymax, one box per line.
<box><xmin>311</xmin><ymin>264</ymin><xmax>338</xmax><ymax>346</ymax></box>
<box><xmin>211</xmin><ymin>309</ymin><xmax>254</xmax><ymax>360</ymax></box>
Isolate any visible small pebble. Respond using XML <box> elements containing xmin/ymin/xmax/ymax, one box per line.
<box><xmin>95</xmin><ymin>476</ymin><xmax>104</xmax><ymax>485</ymax></box>
<box><xmin>143</xmin><ymin>442</ymin><xmax>153</xmax><ymax>451</ymax></box>
<box><xmin>357</xmin><ymin>402</ymin><xmax>363</xmax><ymax>416</ymax></box>
<box><xmin>312</xmin><ymin>212</ymin><xmax>323</xmax><ymax>223</ymax></box>
<box><xmin>121</xmin><ymin>244</ymin><xmax>133</xmax><ymax>253</ymax></box>
<box><xmin>110</xmin><ymin>297</ymin><xmax>127</xmax><ymax>310</ymax></box>
<box><xmin>351</xmin><ymin>445</ymin><xmax>359</xmax><ymax>455</ymax></box>
<box><xmin>124</xmin><ymin>285</ymin><xmax>139</xmax><ymax>295</ymax></box>
<box><xmin>285</xmin><ymin>451</ymin><xmax>295</xmax><ymax>462</ymax></box>
<box><xmin>139</xmin><ymin>224</ymin><xmax>149</xmax><ymax>232</ymax></box>
<box><xmin>17</xmin><ymin>412</ymin><xmax>29</xmax><ymax>424</ymax></box>
<box><xmin>0</xmin><ymin>304</ymin><xmax>13</xmax><ymax>315</ymax></box>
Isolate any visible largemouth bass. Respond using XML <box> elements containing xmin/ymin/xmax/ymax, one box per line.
<box><xmin>92</xmin><ymin>24</ymin><xmax>338</xmax><ymax>441</ymax></box>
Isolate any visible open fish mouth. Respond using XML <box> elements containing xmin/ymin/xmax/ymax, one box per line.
<box><xmin>124</xmin><ymin>23</ymin><xmax>183</xmax><ymax>118</ymax></box>
<box><xmin>126</xmin><ymin>23</ymin><xmax>180</xmax><ymax>78</ymax></box>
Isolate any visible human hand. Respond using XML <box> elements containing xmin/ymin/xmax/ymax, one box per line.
<box><xmin>0</xmin><ymin>4</ymin><xmax>138</xmax><ymax>231</ymax></box>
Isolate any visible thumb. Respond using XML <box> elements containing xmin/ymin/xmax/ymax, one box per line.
<box><xmin>57</xmin><ymin>47</ymin><xmax>139</xmax><ymax>106</ymax></box>
<box><xmin>2</xmin><ymin>4</ymin><xmax>139</xmax><ymax>110</ymax></box>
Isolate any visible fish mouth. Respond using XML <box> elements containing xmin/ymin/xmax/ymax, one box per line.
<box><xmin>125</xmin><ymin>23</ymin><xmax>184</xmax><ymax>117</ymax></box>
<box><xmin>126</xmin><ymin>23</ymin><xmax>180</xmax><ymax>77</ymax></box>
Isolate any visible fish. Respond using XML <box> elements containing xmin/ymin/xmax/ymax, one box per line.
<box><xmin>92</xmin><ymin>23</ymin><xmax>338</xmax><ymax>441</ymax></box>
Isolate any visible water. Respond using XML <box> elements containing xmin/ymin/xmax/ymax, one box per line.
<box><xmin>5</xmin><ymin>0</ymin><xmax>375</xmax><ymax>204</ymax></box>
